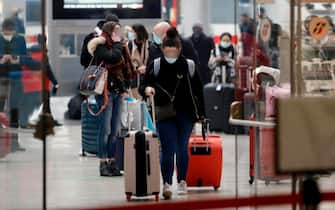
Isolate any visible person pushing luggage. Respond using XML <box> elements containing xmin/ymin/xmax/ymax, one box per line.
<box><xmin>140</xmin><ymin>27</ymin><xmax>205</xmax><ymax>200</ymax></box>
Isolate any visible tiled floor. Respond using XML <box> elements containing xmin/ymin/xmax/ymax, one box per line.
<box><xmin>0</xmin><ymin>97</ymin><xmax>334</xmax><ymax>210</ymax></box>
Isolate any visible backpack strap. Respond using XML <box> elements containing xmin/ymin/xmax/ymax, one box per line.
<box><xmin>186</xmin><ymin>59</ymin><xmax>195</xmax><ymax>78</ymax></box>
<box><xmin>154</xmin><ymin>57</ymin><xmax>195</xmax><ymax>78</ymax></box>
<box><xmin>153</xmin><ymin>58</ymin><xmax>161</xmax><ymax>77</ymax></box>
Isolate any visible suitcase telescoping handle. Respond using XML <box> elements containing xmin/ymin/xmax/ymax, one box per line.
<box><xmin>247</xmin><ymin>66</ymin><xmax>253</xmax><ymax>93</ymax></box>
<box><xmin>149</xmin><ymin>95</ymin><xmax>156</xmax><ymax>130</ymax></box>
<box><xmin>192</xmin><ymin>119</ymin><xmax>210</xmax><ymax>152</ymax></box>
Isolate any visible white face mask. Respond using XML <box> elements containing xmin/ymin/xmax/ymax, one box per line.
<box><xmin>3</xmin><ymin>35</ymin><xmax>13</xmax><ymax>42</ymax></box>
<box><xmin>165</xmin><ymin>57</ymin><xmax>178</xmax><ymax>64</ymax></box>
<box><xmin>220</xmin><ymin>41</ymin><xmax>231</xmax><ymax>48</ymax></box>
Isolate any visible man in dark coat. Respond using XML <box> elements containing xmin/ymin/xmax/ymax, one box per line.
<box><xmin>80</xmin><ymin>13</ymin><xmax>120</xmax><ymax>69</ymax></box>
<box><xmin>147</xmin><ymin>22</ymin><xmax>199</xmax><ymax>69</ymax></box>
<box><xmin>189</xmin><ymin>24</ymin><xmax>215</xmax><ymax>85</ymax></box>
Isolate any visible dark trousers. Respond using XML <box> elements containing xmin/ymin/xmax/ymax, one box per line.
<box><xmin>156</xmin><ymin>112</ymin><xmax>193</xmax><ymax>185</ymax></box>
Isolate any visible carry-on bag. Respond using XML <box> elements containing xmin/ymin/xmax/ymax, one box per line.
<box><xmin>204</xmin><ymin>83</ymin><xmax>234</xmax><ymax>133</ymax></box>
<box><xmin>186</xmin><ymin>121</ymin><xmax>223</xmax><ymax>190</ymax></box>
<box><xmin>124</xmin><ymin>96</ymin><xmax>160</xmax><ymax>201</ymax></box>
<box><xmin>81</xmin><ymin>100</ymin><xmax>99</xmax><ymax>155</ymax></box>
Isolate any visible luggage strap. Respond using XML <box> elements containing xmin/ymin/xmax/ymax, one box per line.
<box><xmin>86</xmin><ymin>79</ymin><xmax>108</xmax><ymax>116</ymax></box>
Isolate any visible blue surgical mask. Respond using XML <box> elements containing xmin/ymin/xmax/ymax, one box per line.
<box><xmin>165</xmin><ymin>57</ymin><xmax>178</xmax><ymax>64</ymax></box>
<box><xmin>128</xmin><ymin>32</ymin><xmax>135</xmax><ymax>41</ymax></box>
<box><xmin>153</xmin><ymin>33</ymin><xmax>161</xmax><ymax>45</ymax></box>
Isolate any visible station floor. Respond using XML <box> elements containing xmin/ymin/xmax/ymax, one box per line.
<box><xmin>0</xmin><ymin>97</ymin><xmax>335</xmax><ymax>210</ymax></box>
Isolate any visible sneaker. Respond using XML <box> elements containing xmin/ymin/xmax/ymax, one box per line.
<box><xmin>177</xmin><ymin>180</ymin><xmax>188</xmax><ymax>195</ymax></box>
<box><xmin>162</xmin><ymin>183</ymin><xmax>172</xmax><ymax>200</ymax></box>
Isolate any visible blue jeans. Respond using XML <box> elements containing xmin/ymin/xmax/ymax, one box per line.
<box><xmin>156</xmin><ymin>112</ymin><xmax>194</xmax><ymax>185</ymax></box>
<box><xmin>96</xmin><ymin>92</ymin><xmax>122</xmax><ymax>159</ymax></box>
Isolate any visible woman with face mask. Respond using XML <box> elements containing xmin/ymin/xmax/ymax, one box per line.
<box><xmin>140</xmin><ymin>27</ymin><xmax>205</xmax><ymax>200</ymax></box>
<box><xmin>212</xmin><ymin>32</ymin><xmax>235</xmax><ymax>83</ymax></box>
<box><xmin>87</xmin><ymin>22</ymin><xmax>136</xmax><ymax>177</ymax></box>
<box><xmin>127</xmin><ymin>24</ymin><xmax>150</xmax><ymax>99</ymax></box>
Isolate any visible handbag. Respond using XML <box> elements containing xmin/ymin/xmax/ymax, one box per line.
<box><xmin>155</xmin><ymin>103</ymin><xmax>176</xmax><ymax>121</ymax></box>
<box><xmin>79</xmin><ymin>58</ymin><xmax>108</xmax><ymax>116</ymax></box>
<box><xmin>155</xmin><ymin>74</ymin><xmax>183</xmax><ymax>121</ymax></box>
<box><xmin>79</xmin><ymin>61</ymin><xmax>107</xmax><ymax>96</ymax></box>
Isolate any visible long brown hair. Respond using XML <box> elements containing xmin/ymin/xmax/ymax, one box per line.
<box><xmin>101</xmin><ymin>22</ymin><xmax>120</xmax><ymax>47</ymax></box>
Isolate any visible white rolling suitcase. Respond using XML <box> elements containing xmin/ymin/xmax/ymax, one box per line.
<box><xmin>124</xmin><ymin>96</ymin><xmax>160</xmax><ymax>201</ymax></box>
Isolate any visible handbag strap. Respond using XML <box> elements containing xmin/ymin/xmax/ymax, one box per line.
<box><xmin>86</xmin><ymin>73</ymin><xmax>109</xmax><ymax>116</ymax></box>
<box><xmin>186</xmin><ymin>70</ymin><xmax>200</xmax><ymax>120</ymax></box>
<box><xmin>155</xmin><ymin>74</ymin><xmax>183</xmax><ymax>102</ymax></box>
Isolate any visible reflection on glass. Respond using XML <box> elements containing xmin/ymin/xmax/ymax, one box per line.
<box><xmin>59</xmin><ymin>34</ymin><xmax>75</xmax><ymax>56</ymax></box>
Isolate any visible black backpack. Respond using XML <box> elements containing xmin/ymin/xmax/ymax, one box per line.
<box><xmin>65</xmin><ymin>94</ymin><xmax>84</xmax><ymax>120</ymax></box>
<box><xmin>80</xmin><ymin>32</ymin><xmax>98</xmax><ymax>69</ymax></box>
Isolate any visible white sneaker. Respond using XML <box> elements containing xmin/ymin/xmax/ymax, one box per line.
<box><xmin>162</xmin><ymin>183</ymin><xmax>172</xmax><ymax>200</ymax></box>
<box><xmin>177</xmin><ymin>180</ymin><xmax>188</xmax><ymax>195</ymax></box>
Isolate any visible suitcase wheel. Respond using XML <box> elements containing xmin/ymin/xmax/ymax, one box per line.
<box><xmin>249</xmin><ymin>176</ymin><xmax>254</xmax><ymax>185</ymax></box>
<box><xmin>214</xmin><ymin>186</ymin><xmax>220</xmax><ymax>191</ymax></box>
<box><xmin>155</xmin><ymin>194</ymin><xmax>159</xmax><ymax>202</ymax></box>
<box><xmin>126</xmin><ymin>194</ymin><xmax>132</xmax><ymax>202</ymax></box>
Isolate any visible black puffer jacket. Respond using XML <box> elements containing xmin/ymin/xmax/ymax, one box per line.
<box><xmin>139</xmin><ymin>56</ymin><xmax>205</xmax><ymax>122</ymax></box>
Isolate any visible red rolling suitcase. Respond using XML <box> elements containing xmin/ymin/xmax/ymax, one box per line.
<box><xmin>249</xmin><ymin>119</ymin><xmax>288</xmax><ymax>185</ymax></box>
<box><xmin>235</xmin><ymin>56</ymin><xmax>253</xmax><ymax>101</ymax></box>
<box><xmin>260</xmin><ymin>127</ymin><xmax>288</xmax><ymax>183</ymax></box>
<box><xmin>186</xmin><ymin>133</ymin><xmax>223</xmax><ymax>190</ymax></box>
<box><xmin>0</xmin><ymin>113</ymin><xmax>11</xmax><ymax>158</ymax></box>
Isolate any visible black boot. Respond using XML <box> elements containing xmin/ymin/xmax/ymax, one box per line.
<box><xmin>10</xmin><ymin>109</ymin><xmax>18</xmax><ymax>128</ymax></box>
<box><xmin>108</xmin><ymin>160</ymin><xmax>122</xmax><ymax>176</ymax></box>
<box><xmin>100</xmin><ymin>161</ymin><xmax>113</xmax><ymax>177</ymax></box>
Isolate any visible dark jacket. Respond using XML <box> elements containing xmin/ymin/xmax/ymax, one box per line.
<box><xmin>140</xmin><ymin>56</ymin><xmax>205</xmax><ymax>122</ymax></box>
<box><xmin>80</xmin><ymin>32</ymin><xmax>98</xmax><ymax>69</ymax></box>
<box><xmin>147</xmin><ymin>38</ymin><xmax>199</xmax><ymax>67</ymax></box>
<box><xmin>89</xmin><ymin>37</ymin><xmax>129</xmax><ymax>94</ymax></box>
<box><xmin>0</xmin><ymin>34</ymin><xmax>28</xmax><ymax>77</ymax></box>
<box><xmin>12</xmin><ymin>16</ymin><xmax>26</xmax><ymax>35</ymax></box>
<box><xmin>189</xmin><ymin>32</ymin><xmax>215</xmax><ymax>85</ymax></box>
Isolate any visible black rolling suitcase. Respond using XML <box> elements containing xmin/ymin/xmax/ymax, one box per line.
<box><xmin>204</xmin><ymin>83</ymin><xmax>234</xmax><ymax>133</ymax></box>
<box><xmin>204</xmin><ymin>83</ymin><xmax>245</xmax><ymax>134</ymax></box>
